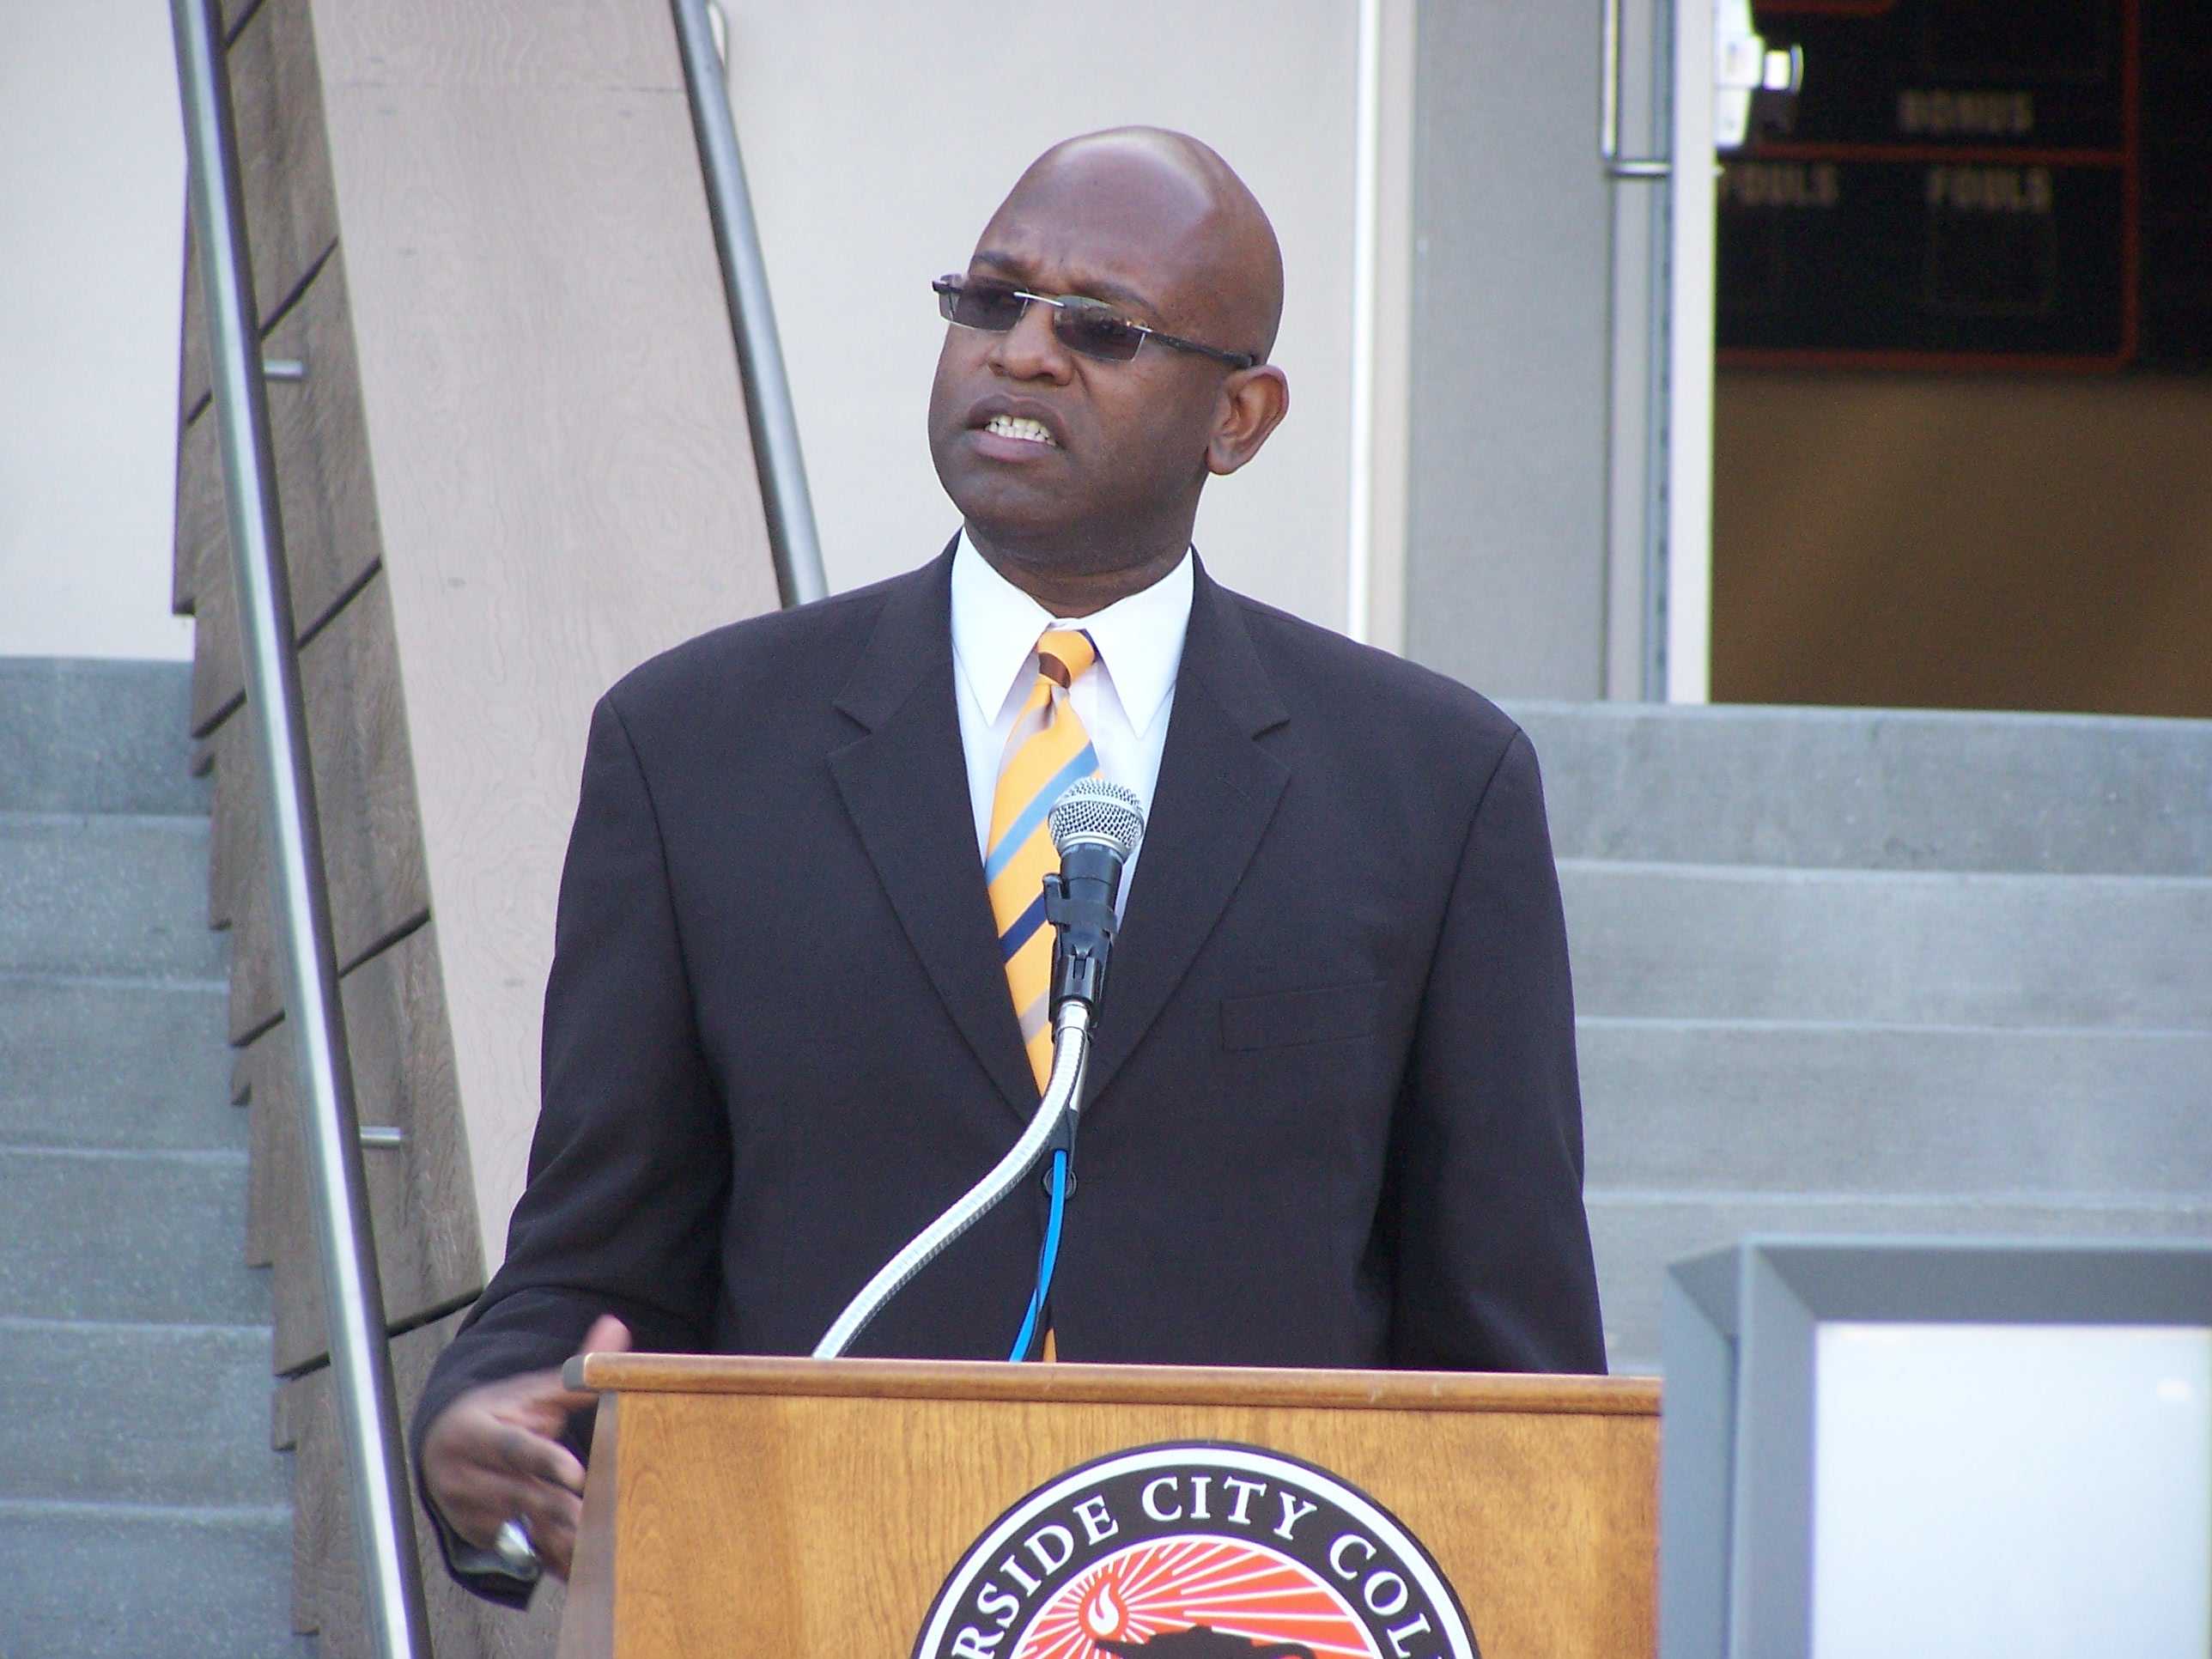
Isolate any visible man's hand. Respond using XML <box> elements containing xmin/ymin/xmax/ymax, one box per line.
<box><xmin>420</xmin><ymin>1315</ymin><xmax>631</xmax><ymax>1582</ymax></box>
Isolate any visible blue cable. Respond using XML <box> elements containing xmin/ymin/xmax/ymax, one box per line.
<box><xmin>1008</xmin><ymin>1149</ymin><xmax>1069</xmax><ymax>1362</ymax></box>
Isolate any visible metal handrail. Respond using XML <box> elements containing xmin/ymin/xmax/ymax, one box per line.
<box><xmin>170</xmin><ymin>3</ymin><xmax>432</xmax><ymax>1656</ymax></box>
<box><xmin>671</xmin><ymin>0</ymin><xmax>829</xmax><ymax>608</ymax></box>
<box><xmin>1601</xmin><ymin>0</ymin><xmax>1671</xmax><ymax>179</ymax></box>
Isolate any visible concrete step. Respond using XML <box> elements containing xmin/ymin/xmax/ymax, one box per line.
<box><xmin>0</xmin><ymin>659</ymin><xmax>298</xmax><ymax>1657</ymax></box>
<box><xmin>0</xmin><ymin>1319</ymin><xmax>285</xmax><ymax>1508</ymax></box>
<box><xmin>0</xmin><ymin>978</ymin><xmax>235</xmax><ymax>1150</ymax></box>
<box><xmin>0</xmin><ymin>812</ymin><xmax>226</xmax><ymax>980</ymax></box>
<box><xmin>0</xmin><ymin>1148</ymin><xmax>267</xmax><ymax>1325</ymax></box>
<box><xmin>1561</xmin><ymin>862</ymin><xmax>2212</xmax><ymax>1029</ymax></box>
<box><xmin>0</xmin><ymin>658</ymin><xmax>204</xmax><ymax>816</ymax></box>
<box><xmin>1510</xmin><ymin>700</ymin><xmax>2212</xmax><ymax>876</ymax></box>
<box><xmin>1589</xmin><ymin>1190</ymin><xmax>2212</xmax><ymax>1376</ymax></box>
<box><xmin>0</xmin><ymin>1500</ymin><xmax>308</xmax><ymax>1659</ymax></box>
<box><xmin>1581</xmin><ymin>1020</ymin><xmax>2212</xmax><ymax>1197</ymax></box>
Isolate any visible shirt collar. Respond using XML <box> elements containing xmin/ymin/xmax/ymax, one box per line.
<box><xmin>950</xmin><ymin>530</ymin><xmax>1194</xmax><ymax>738</ymax></box>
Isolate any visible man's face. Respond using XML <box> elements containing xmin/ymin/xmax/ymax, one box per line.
<box><xmin>927</xmin><ymin>157</ymin><xmax>1247</xmax><ymax>574</ymax></box>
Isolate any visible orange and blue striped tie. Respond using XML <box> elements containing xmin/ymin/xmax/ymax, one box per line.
<box><xmin>987</xmin><ymin>629</ymin><xmax>1100</xmax><ymax>1092</ymax></box>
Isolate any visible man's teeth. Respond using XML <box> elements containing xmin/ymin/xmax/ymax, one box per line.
<box><xmin>985</xmin><ymin>415</ymin><xmax>1057</xmax><ymax>447</ymax></box>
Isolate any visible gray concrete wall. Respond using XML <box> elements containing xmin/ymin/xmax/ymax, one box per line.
<box><xmin>1406</xmin><ymin>0</ymin><xmax>1619</xmax><ymax>699</ymax></box>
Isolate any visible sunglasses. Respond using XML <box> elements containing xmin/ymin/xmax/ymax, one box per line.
<box><xmin>933</xmin><ymin>274</ymin><xmax>1257</xmax><ymax>371</ymax></box>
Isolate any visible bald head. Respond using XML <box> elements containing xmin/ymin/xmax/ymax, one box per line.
<box><xmin>927</xmin><ymin>127</ymin><xmax>1292</xmax><ymax>615</ymax></box>
<box><xmin>988</xmin><ymin>127</ymin><xmax>1285</xmax><ymax>362</ymax></box>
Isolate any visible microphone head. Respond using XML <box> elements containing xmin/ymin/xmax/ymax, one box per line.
<box><xmin>1049</xmin><ymin>778</ymin><xmax>1145</xmax><ymax>862</ymax></box>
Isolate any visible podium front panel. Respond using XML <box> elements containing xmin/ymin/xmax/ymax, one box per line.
<box><xmin>561</xmin><ymin>1358</ymin><xmax>1658</xmax><ymax>1659</ymax></box>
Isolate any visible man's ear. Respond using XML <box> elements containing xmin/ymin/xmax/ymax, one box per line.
<box><xmin>1206</xmin><ymin>366</ymin><xmax>1291</xmax><ymax>477</ymax></box>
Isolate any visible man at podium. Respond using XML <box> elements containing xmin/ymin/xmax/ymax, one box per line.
<box><xmin>414</xmin><ymin>126</ymin><xmax>1606</xmax><ymax>1601</ymax></box>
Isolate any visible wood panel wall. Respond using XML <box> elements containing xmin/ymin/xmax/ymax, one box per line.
<box><xmin>276</xmin><ymin>1312</ymin><xmax>566</xmax><ymax>1659</ymax></box>
<box><xmin>171</xmin><ymin>0</ymin><xmax>782</xmax><ymax>1648</ymax></box>
<box><xmin>1713</xmin><ymin>371</ymin><xmax>2212</xmax><ymax>719</ymax></box>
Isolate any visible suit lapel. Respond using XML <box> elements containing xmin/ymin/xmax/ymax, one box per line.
<box><xmin>1084</xmin><ymin>562</ymin><xmax>1290</xmax><ymax>1107</ymax></box>
<box><xmin>827</xmin><ymin>546</ymin><xmax>1040</xmax><ymax>1123</ymax></box>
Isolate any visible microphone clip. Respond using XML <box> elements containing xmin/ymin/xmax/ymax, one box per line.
<box><xmin>1042</xmin><ymin>864</ymin><xmax>1119</xmax><ymax>1012</ymax></box>
<box><xmin>1039</xmin><ymin>1097</ymin><xmax>1079</xmax><ymax>1196</ymax></box>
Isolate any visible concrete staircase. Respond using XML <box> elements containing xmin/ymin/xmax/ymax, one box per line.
<box><xmin>1515</xmin><ymin>701</ymin><xmax>2212</xmax><ymax>1375</ymax></box>
<box><xmin>3</xmin><ymin>659</ymin><xmax>2205</xmax><ymax>1648</ymax></box>
<box><xmin>0</xmin><ymin>659</ymin><xmax>307</xmax><ymax>1658</ymax></box>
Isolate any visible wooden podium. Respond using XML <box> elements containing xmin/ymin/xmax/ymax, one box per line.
<box><xmin>556</xmin><ymin>1355</ymin><xmax>1658</xmax><ymax>1659</ymax></box>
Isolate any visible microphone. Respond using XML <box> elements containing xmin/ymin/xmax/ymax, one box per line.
<box><xmin>1043</xmin><ymin>780</ymin><xmax>1145</xmax><ymax>1015</ymax></box>
<box><xmin>809</xmin><ymin>778</ymin><xmax>1144</xmax><ymax>1361</ymax></box>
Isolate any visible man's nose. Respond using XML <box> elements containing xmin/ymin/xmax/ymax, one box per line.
<box><xmin>988</xmin><ymin>299</ymin><xmax>1074</xmax><ymax>382</ymax></box>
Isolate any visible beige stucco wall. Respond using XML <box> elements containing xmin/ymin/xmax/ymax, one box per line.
<box><xmin>0</xmin><ymin>2</ymin><xmax>193</xmax><ymax>660</ymax></box>
<box><xmin>722</xmin><ymin>3</ymin><xmax>1364</xmax><ymax>633</ymax></box>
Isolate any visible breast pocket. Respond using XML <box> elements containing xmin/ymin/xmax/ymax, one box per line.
<box><xmin>1219</xmin><ymin>980</ymin><xmax>1387</xmax><ymax>1052</ymax></box>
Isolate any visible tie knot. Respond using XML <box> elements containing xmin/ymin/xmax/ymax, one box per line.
<box><xmin>1035</xmin><ymin>629</ymin><xmax>1096</xmax><ymax>689</ymax></box>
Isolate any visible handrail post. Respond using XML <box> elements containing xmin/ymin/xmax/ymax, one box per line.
<box><xmin>170</xmin><ymin>3</ymin><xmax>433</xmax><ymax>1655</ymax></box>
<box><xmin>670</xmin><ymin>0</ymin><xmax>829</xmax><ymax>609</ymax></box>
<box><xmin>1601</xmin><ymin>0</ymin><xmax>1673</xmax><ymax>179</ymax></box>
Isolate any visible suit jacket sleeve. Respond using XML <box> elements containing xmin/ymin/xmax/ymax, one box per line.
<box><xmin>1385</xmin><ymin>727</ymin><xmax>1607</xmax><ymax>1373</ymax></box>
<box><xmin>410</xmin><ymin>691</ymin><xmax>732</xmax><ymax>1598</ymax></box>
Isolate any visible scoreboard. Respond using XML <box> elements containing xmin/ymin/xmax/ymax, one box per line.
<box><xmin>1717</xmin><ymin>0</ymin><xmax>2207</xmax><ymax>370</ymax></box>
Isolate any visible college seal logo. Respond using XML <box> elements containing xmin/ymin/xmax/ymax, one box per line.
<box><xmin>914</xmin><ymin>1443</ymin><xmax>1480</xmax><ymax>1659</ymax></box>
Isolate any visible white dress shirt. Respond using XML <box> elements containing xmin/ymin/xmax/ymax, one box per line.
<box><xmin>949</xmin><ymin>531</ymin><xmax>1193</xmax><ymax>915</ymax></box>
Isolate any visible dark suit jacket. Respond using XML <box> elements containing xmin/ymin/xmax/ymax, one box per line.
<box><xmin>414</xmin><ymin>547</ymin><xmax>1604</xmax><ymax>1592</ymax></box>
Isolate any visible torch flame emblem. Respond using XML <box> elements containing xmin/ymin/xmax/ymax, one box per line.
<box><xmin>1082</xmin><ymin>1578</ymin><xmax>1126</xmax><ymax>1639</ymax></box>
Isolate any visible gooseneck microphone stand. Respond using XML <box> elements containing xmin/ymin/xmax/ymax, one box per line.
<box><xmin>810</xmin><ymin>999</ymin><xmax>1097</xmax><ymax>1360</ymax></box>
<box><xmin>811</xmin><ymin>781</ymin><xmax>1141</xmax><ymax>1360</ymax></box>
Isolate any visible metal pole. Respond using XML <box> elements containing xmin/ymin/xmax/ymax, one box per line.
<box><xmin>170</xmin><ymin>3</ymin><xmax>433</xmax><ymax>1655</ymax></box>
<box><xmin>1641</xmin><ymin>0</ymin><xmax>1676</xmax><ymax>702</ymax></box>
<box><xmin>670</xmin><ymin>0</ymin><xmax>829</xmax><ymax>608</ymax></box>
<box><xmin>1599</xmin><ymin>0</ymin><xmax>1677</xmax><ymax>699</ymax></box>
<box><xmin>1601</xmin><ymin>0</ymin><xmax>1674</xmax><ymax>179</ymax></box>
<box><xmin>1343</xmin><ymin>0</ymin><xmax>1382</xmax><ymax>647</ymax></box>
<box><xmin>1662</xmin><ymin>0</ymin><xmax>1717</xmax><ymax>702</ymax></box>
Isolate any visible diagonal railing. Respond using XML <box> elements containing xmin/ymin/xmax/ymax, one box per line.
<box><xmin>170</xmin><ymin>3</ymin><xmax>823</xmax><ymax>1650</ymax></box>
<box><xmin>672</xmin><ymin>0</ymin><xmax>828</xmax><ymax>608</ymax></box>
<box><xmin>169</xmin><ymin>1</ymin><xmax>433</xmax><ymax>1655</ymax></box>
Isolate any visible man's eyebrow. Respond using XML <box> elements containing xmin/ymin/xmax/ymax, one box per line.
<box><xmin>971</xmin><ymin>249</ymin><xmax>1160</xmax><ymax>319</ymax></box>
